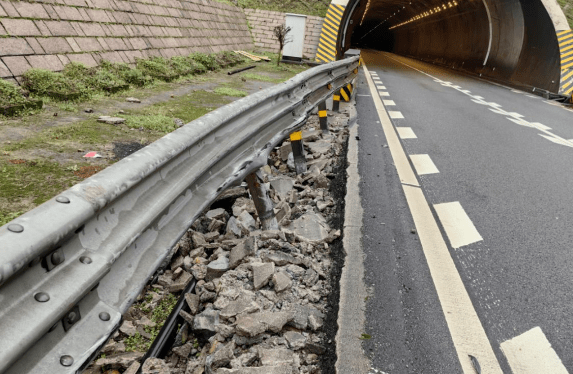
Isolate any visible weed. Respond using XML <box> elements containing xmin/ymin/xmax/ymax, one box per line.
<box><xmin>191</xmin><ymin>53</ymin><xmax>220</xmax><ymax>71</ymax></box>
<box><xmin>23</xmin><ymin>68</ymin><xmax>89</xmax><ymax>100</ymax></box>
<box><xmin>0</xmin><ymin>210</ymin><xmax>24</xmax><ymax>226</ymax></box>
<box><xmin>55</xmin><ymin>102</ymin><xmax>78</xmax><ymax>112</ymax></box>
<box><xmin>0</xmin><ymin>79</ymin><xmax>27</xmax><ymax>105</ymax></box>
<box><xmin>136</xmin><ymin>57</ymin><xmax>175</xmax><ymax>78</ymax></box>
<box><xmin>124</xmin><ymin>333</ymin><xmax>148</xmax><ymax>352</ymax></box>
<box><xmin>214</xmin><ymin>87</ymin><xmax>248</xmax><ymax>97</ymax></box>
<box><xmin>124</xmin><ymin>114</ymin><xmax>178</xmax><ymax>133</ymax></box>
<box><xmin>240</xmin><ymin>72</ymin><xmax>280</xmax><ymax>82</ymax></box>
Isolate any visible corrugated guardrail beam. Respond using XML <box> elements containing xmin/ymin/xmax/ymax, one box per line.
<box><xmin>0</xmin><ymin>55</ymin><xmax>359</xmax><ymax>374</ymax></box>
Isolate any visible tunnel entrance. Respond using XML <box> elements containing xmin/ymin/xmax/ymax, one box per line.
<box><xmin>323</xmin><ymin>0</ymin><xmax>568</xmax><ymax>94</ymax></box>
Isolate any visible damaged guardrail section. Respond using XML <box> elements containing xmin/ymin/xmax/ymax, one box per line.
<box><xmin>0</xmin><ymin>55</ymin><xmax>359</xmax><ymax>374</ymax></box>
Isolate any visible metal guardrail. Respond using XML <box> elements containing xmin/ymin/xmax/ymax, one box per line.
<box><xmin>0</xmin><ymin>55</ymin><xmax>359</xmax><ymax>374</ymax></box>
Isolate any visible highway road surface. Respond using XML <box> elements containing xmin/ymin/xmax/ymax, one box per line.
<box><xmin>355</xmin><ymin>49</ymin><xmax>573</xmax><ymax>374</ymax></box>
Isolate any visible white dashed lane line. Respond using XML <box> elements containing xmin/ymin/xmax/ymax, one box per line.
<box><xmin>396</xmin><ymin>127</ymin><xmax>416</xmax><ymax>139</ymax></box>
<box><xmin>410</xmin><ymin>154</ymin><xmax>439</xmax><ymax>175</ymax></box>
<box><xmin>388</xmin><ymin>111</ymin><xmax>404</xmax><ymax>119</ymax></box>
<box><xmin>377</xmin><ymin>86</ymin><xmax>387</xmax><ymax>90</ymax></box>
<box><xmin>500</xmin><ymin>327</ymin><xmax>569</xmax><ymax>374</ymax></box>
<box><xmin>383</xmin><ymin>100</ymin><xmax>395</xmax><ymax>106</ymax></box>
<box><xmin>379</xmin><ymin>91</ymin><xmax>390</xmax><ymax>96</ymax></box>
<box><xmin>433</xmin><ymin>201</ymin><xmax>483</xmax><ymax>249</ymax></box>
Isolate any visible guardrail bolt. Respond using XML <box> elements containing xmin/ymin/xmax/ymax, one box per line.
<box><xmin>7</xmin><ymin>224</ymin><xmax>24</xmax><ymax>233</ymax></box>
<box><xmin>318</xmin><ymin>101</ymin><xmax>329</xmax><ymax>134</ymax></box>
<box><xmin>99</xmin><ymin>312</ymin><xmax>111</xmax><ymax>321</ymax></box>
<box><xmin>56</xmin><ymin>196</ymin><xmax>70</xmax><ymax>204</ymax></box>
<box><xmin>245</xmin><ymin>172</ymin><xmax>278</xmax><ymax>231</ymax></box>
<box><xmin>60</xmin><ymin>355</ymin><xmax>73</xmax><ymax>367</ymax></box>
<box><xmin>290</xmin><ymin>131</ymin><xmax>307</xmax><ymax>175</ymax></box>
<box><xmin>332</xmin><ymin>91</ymin><xmax>341</xmax><ymax>112</ymax></box>
<box><xmin>34</xmin><ymin>292</ymin><xmax>50</xmax><ymax>302</ymax></box>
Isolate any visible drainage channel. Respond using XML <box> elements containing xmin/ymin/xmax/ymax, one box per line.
<box><xmin>83</xmin><ymin>102</ymin><xmax>356</xmax><ymax>374</ymax></box>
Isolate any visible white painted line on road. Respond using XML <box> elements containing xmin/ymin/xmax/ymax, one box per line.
<box><xmin>500</xmin><ymin>327</ymin><xmax>569</xmax><ymax>374</ymax></box>
<box><xmin>388</xmin><ymin>111</ymin><xmax>404</xmax><ymax>119</ymax></box>
<box><xmin>379</xmin><ymin>91</ymin><xmax>390</xmax><ymax>96</ymax></box>
<box><xmin>385</xmin><ymin>54</ymin><xmax>573</xmax><ymax>151</ymax></box>
<box><xmin>356</xmin><ymin>94</ymin><xmax>371</xmax><ymax>97</ymax></box>
<box><xmin>364</xmin><ymin>59</ymin><xmax>503</xmax><ymax>374</ymax></box>
<box><xmin>433</xmin><ymin>202</ymin><xmax>483</xmax><ymax>249</ymax></box>
<box><xmin>383</xmin><ymin>100</ymin><xmax>395</xmax><ymax>106</ymax></box>
<box><xmin>396</xmin><ymin>127</ymin><xmax>416</xmax><ymax>139</ymax></box>
<box><xmin>410</xmin><ymin>154</ymin><xmax>439</xmax><ymax>175</ymax></box>
<box><xmin>376</xmin><ymin>85</ymin><xmax>387</xmax><ymax>90</ymax></box>
<box><xmin>539</xmin><ymin>134</ymin><xmax>573</xmax><ymax>148</ymax></box>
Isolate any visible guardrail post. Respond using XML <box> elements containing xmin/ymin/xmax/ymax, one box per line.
<box><xmin>318</xmin><ymin>101</ymin><xmax>329</xmax><ymax>134</ymax></box>
<box><xmin>290</xmin><ymin>131</ymin><xmax>307</xmax><ymax>175</ymax></box>
<box><xmin>245</xmin><ymin>171</ymin><xmax>279</xmax><ymax>230</ymax></box>
<box><xmin>332</xmin><ymin>91</ymin><xmax>341</xmax><ymax>112</ymax></box>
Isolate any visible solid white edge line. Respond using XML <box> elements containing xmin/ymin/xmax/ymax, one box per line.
<box><xmin>363</xmin><ymin>60</ymin><xmax>503</xmax><ymax>374</ymax></box>
<box><xmin>500</xmin><ymin>327</ymin><xmax>569</xmax><ymax>374</ymax></box>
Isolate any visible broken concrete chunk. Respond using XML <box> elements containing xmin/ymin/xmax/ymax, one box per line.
<box><xmin>185</xmin><ymin>293</ymin><xmax>201</xmax><ymax>315</ymax></box>
<box><xmin>193</xmin><ymin>308</ymin><xmax>220</xmax><ymax>338</ymax></box>
<box><xmin>206</xmin><ymin>208</ymin><xmax>227</xmax><ymax>220</ymax></box>
<box><xmin>97</xmin><ymin>116</ymin><xmax>125</xmax><ymax>125</ymax></box>
<box><xmin>306</xmin><ymin>140</ymin><xmax>332</xmax><ymax>155</ymax></box>
<box><xmin>258</xmin><ymin>347</ymin><xmax>295</xmax><ymax>366</ymax></box>
<box><xmin>95</xmin><ymin>352</ymin><xmax>144</xmax><ymax>369</ymax></box>
<box><xmin>272</xmin><ymin>271</ymin><xmax>292</xmax><ymax>293</ymax></box>
<box><xmin>229</xmin><ymin>236</ymin><xmax>256</xmax><ymax>269</ymax></box>
<box><xmin>252</xmin><ymin>262</ymin><xmax>275</xmax><ymax>290</ymax></box>
<box><xmin>141</xmin><ymin>357</ymin><xmax>170</xmax><ymax>374</ymax></box>
<box><xmin>235</xmin><ymin>311</ymin><xmax>292</xmax><ymax>337</ymax></box>
<box><xmin>263</xmin><ymin>252</ymin><xmax>301</xmax><ymax>266</ymax></box>
<box><xmin>226</xmin><ymin>216</ymin><xmax>242</xmax><ymax>237</ymax></box>
<box><xmin>283</xmin><ymin>212</ymin><xmax>330</xmax><ymax>242</ymax></box>
<box><xmin>126</xmin><ymin>97</ymin><xmax>141</xmax><ymax>103</ymax></box>
<box><xmin>302</xmin><ymin>268</ymin><xmax>319</xmax><ymax>286</ymax></box>
<box><xmin>192</xmin><ymin>231</ymin><xmax>208</xmax><ymax>247</ymax></box>
<box><xmin>269</xmin><ymin>176</ymin><xmax>295</xmax><ymax>199</ymax></box>
<box><xmin>217</xmin><ymin>367</ymin><xmax>293</xmax><ymax>374</ymax></box>
<box><xmin>169</xmin><ymin>270</ymin><xmax>192</xmax><ymax>292</ymax></box>
<box><xmin>206</xmin><ymin>256</ymin><xmax>229</xmax><ymax>281</ymax></box>
<box><xmin>236</xmin><ymin>210</ymin><xmax>256</xmax><ymax>234</ymax></box>
<box><xmin>179</xmin><ymin>309</ymin><xmax>194</xmax><ymax>325</ymax></box>
<box><xmin>119</xmin><ymin>320</ymin><xmax>137</xmax><ymax>337</ymax></box>
<box><xmin>207</xmin><ymin>341</ymin><xmax>235</xmax><ymax>369</ymax></box>
<box><xmin>173</xmin><ymin>342</ymin><xmax>193</xmax><ymax>358</ymax></box>
<box><xmin>220</xmin><ymin>295</ymin><xmax>260</xmax><ymax>319</ymax></box>
<box><xmin>284</xmin><ymin>331</ymin><xmax>307</xmax><ymax>350</ymax></box>
<box><xmin>191</xmin><ymin>263</ymin><xmax>207</xmax><ymax>280</ymax></box>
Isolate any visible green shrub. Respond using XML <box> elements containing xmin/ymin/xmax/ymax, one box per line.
<box><xmin>99</xmin><ymin>60</ymin><xmax>153</xmax><ymax>87</ymax></box>
<box><xmin>0</xmin><ymin>79</ymin><xmax>27</xmax><ymax>105</ymax></box>
<box><xmin>191</xmin><ymin>53</ymin><xmax>220</xmax><ymax>71</ymax></box>
<box><xmin>22</xmin><ymin>69</ymin><xmax>88</xmax><ymax>99</ymax></box>
<box><xmin>136</xmin><ymin>57</ymin><xmax>175</xmax><ymax>76</ymax></box>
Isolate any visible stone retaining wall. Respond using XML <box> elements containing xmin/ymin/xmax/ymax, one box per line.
<box><xmin>0</xmin><ymin>0</ymin><xmax>254</xmax><ymax>82</ymax></box>
<box><xmin>244</xmin><ymin>8</ymin><xmax>323</xmax><ymax>60</ymax></box>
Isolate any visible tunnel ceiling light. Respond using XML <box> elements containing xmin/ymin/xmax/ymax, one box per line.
<box><xmin>388</xmin><ymin>0</ymin><xmax>460</xmax><ymax>30</ymax></box>
<box><xmin>360</xmin><ymin>0</ymin><xmax>372</xmax><ymax>26</ymax></box>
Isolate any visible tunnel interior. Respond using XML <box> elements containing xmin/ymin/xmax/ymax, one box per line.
<box><xmin>342</xmin><ymin>0</ymin><xmax>562</xmax><ymax>93</ymax></box>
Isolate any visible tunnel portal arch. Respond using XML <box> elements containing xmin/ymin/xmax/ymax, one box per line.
<box><xmin>315</xmin><ymin>0</ymin><xmax>573</xmax><ymax>95</ymax></box>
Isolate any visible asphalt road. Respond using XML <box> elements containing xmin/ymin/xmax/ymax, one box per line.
<box><xmin>355</xmin><ymin>50</ymin><xmax>573</xmax><ymax>374</ymax></box>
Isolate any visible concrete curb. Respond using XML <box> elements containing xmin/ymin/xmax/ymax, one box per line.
<box><xmin>335</xmin><ymin>94</ymin><xmax>370</xmax><ymax>373</ymax></box>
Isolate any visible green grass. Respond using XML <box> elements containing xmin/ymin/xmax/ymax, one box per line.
<box><xmin>124</xmin><ymin>114</ymin><xmax>179</xmax><ymax>133</ymax></box>
<box><xmin>236</xmin><ymin>0</ymin><xmax>330</xmax><ymax>17</ymax></box>
<box><xmin>240</xmin><ymin>72</ymin><xmax>281</xmax><ymax>82</ymax></box>
<box><xmin>558</xmin><ymin>0</ymin><xmax>573</xmax><ymax>29</ymax></box>
<box><xmin>126</xmin><ymin>294</ymin><xmax>178</xmax><ymax>352</ymax></box>
<box><xmin>214</xmin><ymin>87</ymin><xmax>249</xmax><ymax>97</ymax></box>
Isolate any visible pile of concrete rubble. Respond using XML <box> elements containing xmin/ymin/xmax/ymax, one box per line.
<box><xmin>85</xmin><ymin>107</ymin><xmax>353</xmax><ymax>374</ymax></box>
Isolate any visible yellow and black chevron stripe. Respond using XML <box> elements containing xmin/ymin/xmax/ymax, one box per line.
<box><xmin>558</xmin><ymin>29</ymin><xmax>573</xmax><ymax>95</ymax></box>
<box><xmin>340</xmin><ymin>83</ymin><xmax>353</xmax><ymax>101</ymax></box>
<box><xmin>316</xmin><ymin>4</ymin><xmax>346</xmax><ymax>63</ymax></box>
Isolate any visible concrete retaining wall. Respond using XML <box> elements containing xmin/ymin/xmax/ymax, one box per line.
<box><xmin>244</xmin><ymin>8</ymin><xmax>323</xmax><ymax>59</ymax></box>
<box><xmin>0</xmin><ymin>0</ymin><xmax>254</xmax><ymax>82</ymax></box>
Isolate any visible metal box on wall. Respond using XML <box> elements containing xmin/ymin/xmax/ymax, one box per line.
<box><xmin>283</xmin><ymin>13</ymin><xmax>307</xmax><ymax>61</ymax></box>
